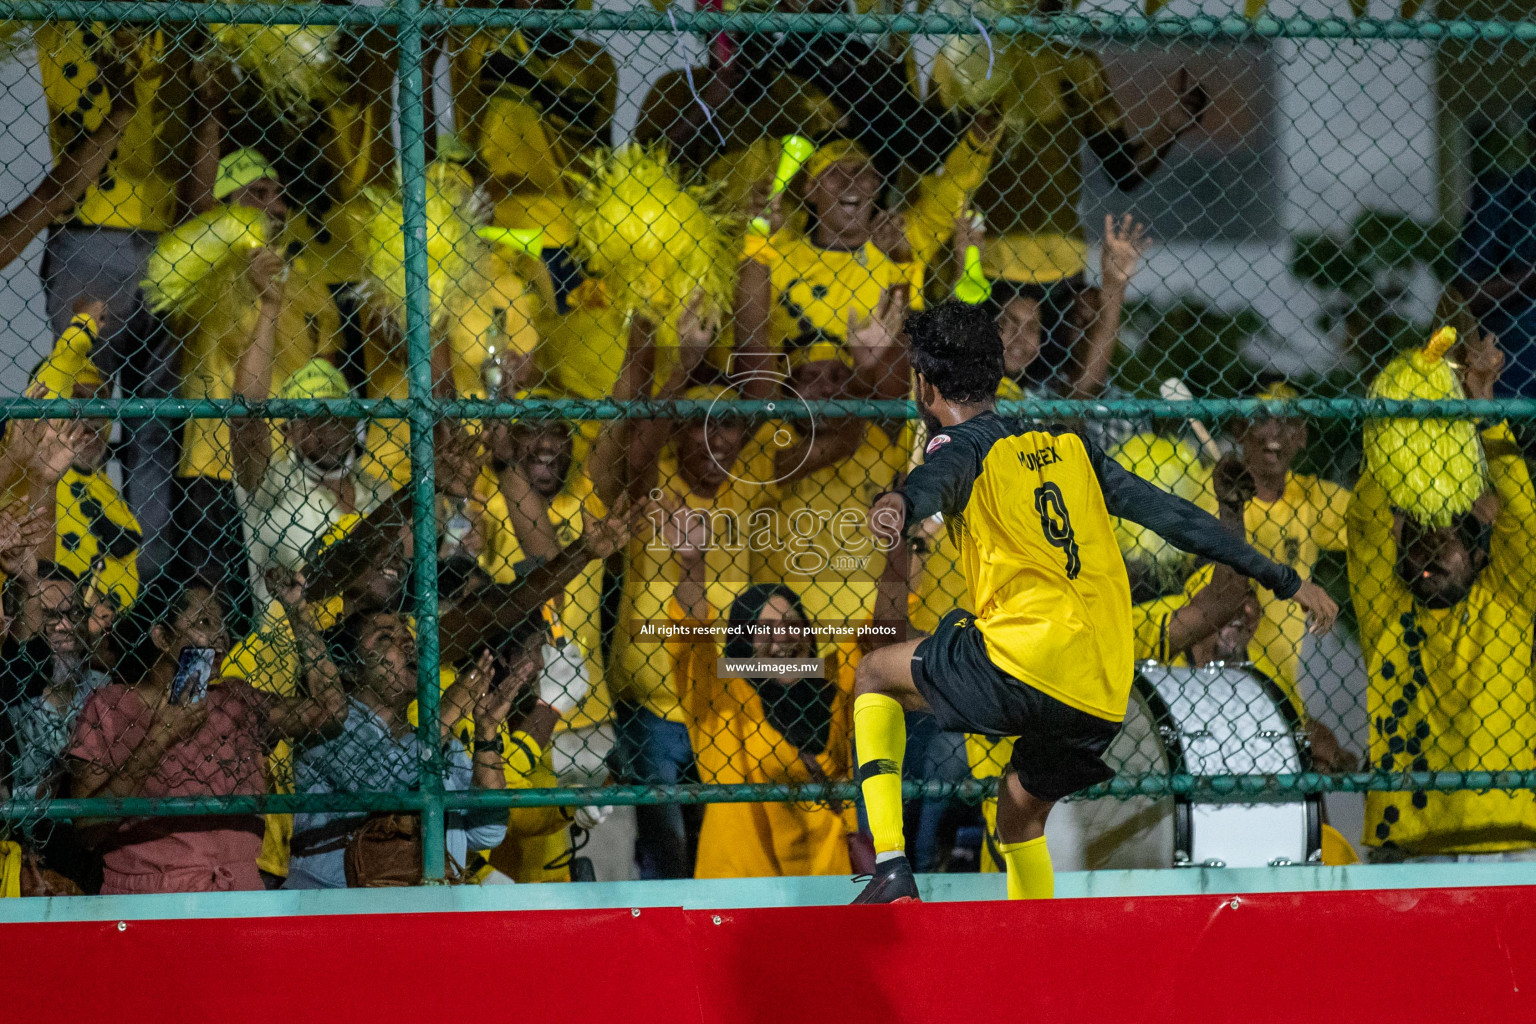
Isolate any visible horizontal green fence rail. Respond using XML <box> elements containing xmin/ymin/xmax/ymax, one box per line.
<box><xmin>1</xmin><ymin>3</ymin><xmax>1536</xmax><ymax>41</ymax></box>
<box><xmin>9</xmin><ymin>769</ymin><xmax>1532</xmax><ymax>822</ymax></box>
<box><xmin>4</xmin><ymin>397</ymin><xmax>1536</xmax><ymax>421</ymax></box>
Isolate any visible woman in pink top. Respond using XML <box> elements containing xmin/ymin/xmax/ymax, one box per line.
<box><xmin>67</xmin><ymin>575</ymin><xmax>346</xmax><ymax>894</ymax></box>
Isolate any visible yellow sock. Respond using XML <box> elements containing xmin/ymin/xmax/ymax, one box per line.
<box><xmin>998</xmin><ymin>836</ymin><xmax>1053</xmax><ymax>899</ymax></box>
<box><xmin>854</xmin><ymin>693</ymin><xmax>907</xmax><ymax>858</ymax></box>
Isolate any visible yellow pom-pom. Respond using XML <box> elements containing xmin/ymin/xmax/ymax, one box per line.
<box><xmin>1363</xmin><ymin>326</ymin><xmax>1487</xmax><ymax>528</ymax></box>
<box><xmin>1108</xmin><ymin>433</ymin><xmax>1210</xmax><ymax>588</ymax></box>
<box><xmin>141</xmin><ymin>205</ymin><xmax>269</xmax><ymax>319</ymax></box>
<box><xmin>571</xmin><ymin>144</ymin><xmax>734</xmax><ymax>335</ymax></box>
<box><xmin>209</xmin><ymin>16</ymin><xmax>344</xmax><ymax>123</ymax></box>
<box><xmin>353</xmin><ymin>163</ymin><xmax>491</xmax><ymax>329</ymax></box>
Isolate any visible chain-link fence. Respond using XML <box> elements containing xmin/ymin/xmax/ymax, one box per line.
<box><xmin>0</xmin><ymin>0</ymin><xmax>1533</xmax><ymax>892</ymax></box>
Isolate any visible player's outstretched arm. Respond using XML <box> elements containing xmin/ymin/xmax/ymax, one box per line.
<box><xmin>1089</xmin><ymin>438</ymin><xmax>1337</xmax><ymax>633</ymax></box>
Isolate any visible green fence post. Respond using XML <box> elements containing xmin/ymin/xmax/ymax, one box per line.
<box><xmin>393</xmin><ymin>0</ymin><xmax>446</xmax><ymax>880</ymax></box>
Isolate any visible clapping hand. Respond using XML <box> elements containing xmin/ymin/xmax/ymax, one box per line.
<box><xmin>582</xmin><ymin>495</ymin><xmax>636</xmax><ymax>560</ymax></box>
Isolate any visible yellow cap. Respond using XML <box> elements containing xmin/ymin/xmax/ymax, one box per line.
<box><xmin>804</xmin><ymin>140</ymin><xmax>872</xmax><ymax>183</ymax></box>
<box><xmin>787</xmin><ymin>340</ymin><xmax>853</xmax><ymax>370</ymax></box>
<box><xmin>214</xmin><ymin>148</ymin><xmax>279</xmax><ymax>202</ymax></box>
<box><xmin>279</xmin><ymin>358</ymin><xmax>349</xmax><ymax>401</ymax></box>
<box><xmin>33</xmin><ymin>314</ymin><xmax>104</xmax><ymax>399</ymax></box>
<box><xmin>1254</xmin><ymin>381</ymin><xmax>1300</xmax><ymax>403</ymax></box>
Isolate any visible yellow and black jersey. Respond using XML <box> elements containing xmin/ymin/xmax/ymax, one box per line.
<box><xmin>902</xmin><ymin>413</ymin><xmax>1299</xmax><ymax>721</ymax></box>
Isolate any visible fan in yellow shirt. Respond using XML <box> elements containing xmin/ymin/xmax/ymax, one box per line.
<box><xmin>1213</xmin><ymin>382</ymin><xmax>1350</xmax><ymax>715</ymax></box>
<box><xmin>931</xmin><ymin>34</ymin><xmax>1204</xmax><ymax>370</ymax></box>
<box><xmin>671</xmin><ymin>556</ymin><xmax>859</xmax><ymax>878</ymax></box>
<box><xmin>733</xmin><ymin>130</ymin><xmax>996</xmax><ymax>368</ymax></box>
<box><xmin>751</xmin><ymin>345</ymin><xmax>906</xmax><ymax>627</ymax></box>
<box><xmin>1</xmin><ymin>309</ymin><xmax>142</xmax><ymax>618</ymax></box>
<box><xmin>1349</xmin><ymin>337</ymin><xmax>1536</xmax><ymax>858</ymax></box>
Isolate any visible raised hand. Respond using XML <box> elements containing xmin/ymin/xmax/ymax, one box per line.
<box><xmin>847</xmin><ymin>287</ymin><xmax>909</xmax><ymax>376</ymax></box>
<box><xmin>433</xmin><ymin>423</ymin><xmax>485</xmax><ymax>500</ymax></box>
<box><xmin>867</xmin><ymin>491</ymin><xmax>907</xmax><ymax>553</ymax></box>
<box><xmin>247</xmin><ymin>247</ymin><xmax>289</xmax><ymax>306</ymax></box>
<box><xmin>1101</xmin><ymin>213</ymin><xmax>1150</xmax><ymax>290</ymax></box>
<box><xmin>582</xmin><ymin>494</ymin><xmax>636</xmax><ymax>560</ymax></box>
<box><xmin>0</xmin><ymin>505</ymin><xmax>47</xmax><ymax>579</ymax></box>
<box><xmin>870</xmin><ymin>210</ymin><xmax>911</xmax><ymax>263</ymax></box>
<box><xmin>675</xmin><ymin>290</ymin><xmax>720</xmax><ymax>377</ymax></box>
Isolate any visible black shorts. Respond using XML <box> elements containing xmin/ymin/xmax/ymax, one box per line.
<box><xmin>912</xmin><ymin>608</ymin><xmax>1120</xmax><ymax>803</ymax></box>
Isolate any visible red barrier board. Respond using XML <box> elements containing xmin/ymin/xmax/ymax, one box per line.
<box><xmin>7</xmin><ymin>887</ymin><xmax>1534</xmax><ymax>1023</ymax></box>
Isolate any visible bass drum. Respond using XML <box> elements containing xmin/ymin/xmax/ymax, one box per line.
<box><xmin>1046</xmin><ymin>663</ymin><xmax>1321</xmax><ymax>870</ymax></box>
<box><xmin>1045</xmin><ymin>686</ymin><xmax>1176</xmax><ymax>871</ymax></box>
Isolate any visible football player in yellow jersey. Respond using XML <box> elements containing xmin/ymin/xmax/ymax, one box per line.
<box><xmin>851</xmin><ymin>302</ymin><xmax>1337</xmax><ymax>903</ymax></box>
<box><xmin>1209</xmin><ymin>382</ymin><xmax>1350</xmax><ymax>714</ymax></box>
<box><xmin>39</xmin><ymin>24</ymin><xmax>219</xmax><ymax>575</ymax></box>
<box><xmin>1349</xmin><ymin>336</ymin><xmax>1536</xmax><ymax>860</ymax></box>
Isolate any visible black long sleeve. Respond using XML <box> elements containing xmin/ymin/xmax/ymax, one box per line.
<box><xmin>1089</xmin><ymin>442</ymin><xmax>1302</xmax><ymax>599</ymax></box>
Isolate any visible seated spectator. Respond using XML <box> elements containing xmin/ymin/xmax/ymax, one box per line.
<box><xmin>2</xmin><ymin>305</ymin><xmax>142</xmax><ymax>616</ymax></box>
<box><xmin>65</xmin><ymin>580</ymin><xmax>347</xmax><ymax>894</ymax></box>
<box><xmin>1206</xmin><ymin>391</ymin><xmax>1350</xmax><ymax>716</ymax></box>
<box><xmin>1</xmin><ymin>556</ymin><xmax>110</xmax><ymax>893</ymax></box>
<box><xmin>284</xmin><ymin>609</ymin><xmax>530</xmax><ymax>887</ymax></box>
<box><xmin>671</xmin><ymin>509</ymin><xmax>858</xmax><ymax>878</ymax></box>
<box><xmin>1349</xmin><ymin>333</ymin><xmax>1536</xmax><ymax>860</ymax></box>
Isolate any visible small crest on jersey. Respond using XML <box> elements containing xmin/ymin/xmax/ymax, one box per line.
<box><xmin>926</xmin><ymin>433</ymin><xmax>952</xmax><ymax>455</ymax></box>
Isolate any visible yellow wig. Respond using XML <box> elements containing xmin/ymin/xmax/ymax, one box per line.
<box><xmin>350</xmin><ymin>162</ymin><xmax>491</xmax><ymax>329</ymax></box>
<box><xmin>209</xmin><ymin>9</ymin><xmax>344</xmax><ymax>123</ymax></box>
<box><xmin>571</xmin><ymin>144</ymin><xmax>734</xmax><ymax>341</ymax></box>
<box><xmin>1363</xmin><ymin>326</ymin><xmax>1488</xmax><ymax>528</ymax></box>
<box><xmin>141</xmin><ymin>204</ymin><xmax>269</xmax><ymax>320</ymax></box>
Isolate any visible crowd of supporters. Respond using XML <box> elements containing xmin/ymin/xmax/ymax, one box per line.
<box><xmin>0</xmin><ymin>8</ymin><xmax>1533</xmax><ymax>897</ymax></box>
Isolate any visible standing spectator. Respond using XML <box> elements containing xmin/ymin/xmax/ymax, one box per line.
<box><xmin>733</xmin><ymin>125</ymin><xmax>998</xmax><ymax>402</ymax></box>
<box><xmin>6</xmin><ymin>305</ymin><xmax>143</xmax><ymax>615</ymax></box>
<box><xmin>606</xmin><ymin>315</ymin><xmax>775</xmax><ymax>880</ymax></box>
<box><xmin>231</xmin><ymin>332</ymin><xmax>391</xmax><ymax>615</ymax></box>
<box><xmin>284</xmin><ymin>610</ymin><xmax>524</xmax><ymax>888</ymax></box>
<box><xmin>37</xmin><ymin>24</ymin><xmax>219</xmax><ymax>574</ymax></box>
<box><xmin>64</xmin><ymin>579</ymin><xmax>347</xmax><ymax>894</ymax></box>
<box><xmin>169</xmin><ymin>150</ymin><xmax>343</xmax><ymax>635</ymax></box>
<box><xmin>1210</xmin><ymin>381</ymin><xmax>1350</xmax><ymax>718</ymax></box>
<box><xmin>1458</xmin><ymin>114</ymin><xmax>1536</xmax><ymax>398</ymax></box>
<box><xmin>752</xmin><ymin>346</ymin><xmax>906</xmax><ymax>628</ymax></box>
<box><xmin>1348</xmin><ymin>334</ymin><xmax>1536</xmax><ymax>860</ymax></box>
<box><xmin>0</xmin><ymin>46</ymin><xmax>135</xmax><ymax>272</ymax></box>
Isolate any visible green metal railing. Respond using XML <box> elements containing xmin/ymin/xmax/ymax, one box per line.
<box><xmin>4</xmin><ymin>0</ymin><xmax>1536</xmax><ymax>881</ymax></box>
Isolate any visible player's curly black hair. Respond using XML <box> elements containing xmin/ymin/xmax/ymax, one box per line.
<box><xmin>905</xmin><ymin>301</ymin><xmax>1005</xmax><ymax>404</ymax></box>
